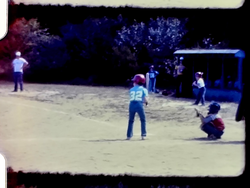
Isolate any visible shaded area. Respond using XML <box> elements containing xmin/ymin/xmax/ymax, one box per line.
<box><xmin>185</xmin><ymin>137</ymin><xmax>245</xmax><ymax>145</ymax></box>
<box><xmin>7</xmin><ymin>168</ymin><xmax>246</xmax><ymax>188</ymax></box>
<box><xmin>202</xmin><ymin>140</ymin><xmax>245</xmax><ymax>145</ymax></box>
<box><xmin>3</xmin><ymin>2</ymin><xmax>248</xmax><ymax>89</ymax></box>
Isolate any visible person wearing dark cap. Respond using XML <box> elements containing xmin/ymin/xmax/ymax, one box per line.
<box><xmin>174</xmin><ymin>57</ymin><xmax>185</xmax><ymax>97</ymax></box>
<box><xmin>195</xmin><ymin>102</ymin><xmax>225</xmax><ymax>139</ymax></box>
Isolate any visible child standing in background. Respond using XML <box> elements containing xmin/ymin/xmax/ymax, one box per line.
<box><xmin>192</xmin><ymin>72</ymin><xmax>206</xmax><ymax>106</ymax></box>
<box><xmin>148</xmin><ymin>65</ymin><xmax>159</xmax><ymax>93</ymax></box>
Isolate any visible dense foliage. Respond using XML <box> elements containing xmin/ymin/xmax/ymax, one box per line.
<box><xmin>0</xmin><ymin>18</ymin><xmax>70</xmax><ymax>82</ymax></box>
<box><xmin>1</xmin><ymin>2</ymin><xmax>247</xmax><ymax>86</ymax></box>
<box><xmin>58</xmin><ymin>16</ymin><xmax>188</xmax><ymax>84</ymax></box>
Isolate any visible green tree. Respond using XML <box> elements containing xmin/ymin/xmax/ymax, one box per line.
<box><xmin>115</xmin><ymin>17</ymin><xmax>188</xmax><ymax>66</ymax></box>
<box><xmin>111</xmin><ymin>45</ymin><xmax>138</xmax><ymax>82</ymax></box>
<box><xmin>0</xmin><ymin>18</ymin><xmax>69</xmax><ymax>81</ymax></box>
<box><xmin>60</xmin><ymin>15</ymin><xmax>128</xmax><ymax>84</ymax></box>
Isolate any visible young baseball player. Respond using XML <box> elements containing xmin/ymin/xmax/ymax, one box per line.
<box><xmin>148</xmin><ymin>65</ymin><xmax>159</xmax><ymax>93</ymax></box>
<box><xmin>127</xmin><ymin>74</ymin><xmax>148</xmax><ymax>140</ymax></box>
<box><xmin>192</xmin><ymin>72</ymin><xmax>206</xmax><ymax>106</ymax></box>
<box><xmin>12</xmin><ymin>51</ymin><xmax>29</xmax><ymax>92</ymax></box>
<box><xmin>195</xmin><ymin>102</ymin><xmax>225</xmax><ymax>139</ymax></box>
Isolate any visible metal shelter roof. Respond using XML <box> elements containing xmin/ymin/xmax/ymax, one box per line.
<box><xmin>174</xmin><ymin>49</ymin><xmax>245</xmax><ymax>58</ymax></box>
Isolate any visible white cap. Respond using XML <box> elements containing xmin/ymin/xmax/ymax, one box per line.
<box><xmin>15</xmin><ymin>51</ymin><xmax>21</xmax><ymax>56</ymax></box>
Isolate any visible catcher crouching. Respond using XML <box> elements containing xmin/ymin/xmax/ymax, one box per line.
<box><xmin>195</xmin><ymin>102</ymin><xmax>225</xmax><ymax>139</ymax></box>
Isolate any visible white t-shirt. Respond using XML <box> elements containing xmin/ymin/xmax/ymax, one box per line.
<box><xmin>12</xmin><ymin>58</ymin><xmax>28</xmax><ymax>73</ymax></box>
<box><xmin>197</xmin><ymin>78</ymin><xmax>205</xmax><ymax>88</ymax></box>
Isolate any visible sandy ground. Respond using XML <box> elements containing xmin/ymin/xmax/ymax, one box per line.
<box><xmin>0</xmin><ymin>81</ymin><xmax>245</xmax><ymax>177</ymax></box>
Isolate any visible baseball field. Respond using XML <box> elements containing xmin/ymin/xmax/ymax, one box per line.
<box><xmin>0</xmin><ymin>81</ymin><xmax>245</xmax><ymax>177</ymax></box>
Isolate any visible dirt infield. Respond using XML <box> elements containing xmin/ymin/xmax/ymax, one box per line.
<box><xmin>0</xmin><ymin>81</ymin><xmax>245</xmax><ymax>177</ymax></box>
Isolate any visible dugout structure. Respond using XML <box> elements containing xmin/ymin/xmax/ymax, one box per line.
<box><xmin>173</xmin><ymin>49</ymin><xmax>245</xmax><ymax>102</ymax></box>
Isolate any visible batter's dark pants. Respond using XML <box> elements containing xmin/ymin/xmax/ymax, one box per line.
<box><xmin>127</xmin><ymin>101</ymin><xmax>146</xmax><ymax>138</ymax></box>
<box><xmin>175</xmin><ymin>75</ymin><xmax>183</xmax><ymax>97</ymax></box>
<box><xmin>194</xmin><ymin>87</ymin><xmax>206</xmax><ymax>105</ymax></box>
<box><xmin>148</xmin><ymin>78</ymin><xmax>156</xmax><ymax>92</ymax></box>
<box><xmin>13</xmin><ymin>72</ymin><xmax>23</xmax><ymax>91</ymax></box>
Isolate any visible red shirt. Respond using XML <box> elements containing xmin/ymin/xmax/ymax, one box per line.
<box><xmin>209</xmin><ymin>114</ymin><xmax>225</xmax><ymax>131</ymax></box>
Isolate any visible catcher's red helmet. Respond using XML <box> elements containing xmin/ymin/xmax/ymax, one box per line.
<box><xmin>132</xmin><ymin>74</ymin><xmax>146</xmax><ymax>84</ymax></box>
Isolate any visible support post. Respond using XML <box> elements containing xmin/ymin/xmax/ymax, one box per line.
<box><xmin>238</xmin><ymin>57</ymin><xmax>243</xmax><ymax>91</ymax></box>
<box><xmin>206</xmin><ymin>57</ymin><xmax>209</xmax><ymax>87</ymax></box>
<box><xmin>220</xmin><ymin>56</ymin><xmax>224</xmax><ymax>89</ymax></box>
<box><xmin>192</xmin><ymin>57</ymin><xmax>195</xmax><ymax>80</ymax></box>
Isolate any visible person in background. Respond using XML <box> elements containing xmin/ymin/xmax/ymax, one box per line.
<box><xmin>11</xmin><ymin>51</ymin><xmax>29</xmax><ymax>92</ymax></box>
<box><xmin>195</xmin><ymin>102</ymin><xmax>225</xmax><ymax>139</ymax></box>
<box><xmin>192</xmin><ymin>72</ymin><xmax>206</xmax><ymax>106</ymax></box>
<box><xmin>148</xmin><ymin>65</ymin><xmax>159</xmax><ymax>93</ymax></box>
<box><xmin>174</xmin><ymin>57</ymin><xmax>186</xmax><ymax>97</ymax></box>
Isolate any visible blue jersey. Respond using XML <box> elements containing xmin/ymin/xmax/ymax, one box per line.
<box><xmin>129</xmin><ymin>86</ymin><xmax>148</xmax><ymax>102</ymax></box>
<box><xmin>148</xmin><ymin>70</ymin><xmax>159</xmax><ymax>79</ymax></box>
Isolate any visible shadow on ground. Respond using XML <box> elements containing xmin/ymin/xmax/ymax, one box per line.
<box><xmin>84</xmin><ymin>139</ymin><xmax>144</xmax><ymax>142</ymax></box>
<box><xmin>185</xmin><ymin>137</ymin><xmax>245</xmax><ymax>145</ymax></box>
<box><xmin>202</xmin><ymin>141</ymin><xmax>245</xmax><ymax>145</ymax></box>
<box><xmin>185</xmin><ymin>137</ymin><xmax>212</xmax><ymax>141</ymax></box>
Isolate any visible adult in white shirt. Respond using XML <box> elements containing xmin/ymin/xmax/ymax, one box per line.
<box><xmin>12</xmin><ymin>51</ymin><xmax>29</xmax><ymax>92</ymax></box>
<box><xmin>192</xmin><ymin>72</ymin><xmax>206</xmax><ymax>105</ymax></box>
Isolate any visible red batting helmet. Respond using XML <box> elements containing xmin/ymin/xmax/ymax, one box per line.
<box><xmin>132</xmin><ymin>74</ymin><xmax>146</xmax><ymax>84</ymax></box>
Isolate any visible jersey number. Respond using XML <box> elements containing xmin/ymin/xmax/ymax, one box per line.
<box><xmin>149</xmin><ymin>73</ymin><xmax>155</xmax><ymax>78</ymax></box>
<box><xmin>130</xmin><ymin>91</ymin><xmax>143</xmax><ymax>101</ymax></box>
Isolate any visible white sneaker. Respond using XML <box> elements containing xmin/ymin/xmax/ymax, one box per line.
<box><xmin>208</xmin><ymin>134</ymin><xmax>217</xmax><ymax>140</ymax></box>
<box><xmin>126</xmin><ymin>137</ymin><xmax>131</xmax><ymax>140</ymax></box>
<box><xmin>141</xmin><ymin>136</ymin><xmax>146</xmax><ymax>140</ymax></box>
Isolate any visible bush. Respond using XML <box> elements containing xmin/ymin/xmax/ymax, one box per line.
<box><xmin>0</xmin><ymin>18</ymin><xmax>70</xmax><ymax>82</ymax></box>
<box><xmin>115</xmin><ymin>17</ymin><xmax>188</xmax><ymax>66</ymax></box>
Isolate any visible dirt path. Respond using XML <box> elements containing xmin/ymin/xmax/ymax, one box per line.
<box><xmin>0</xmin><ymin>82</ymin><xmax>245</xmax><ymax>176</ymax></box>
